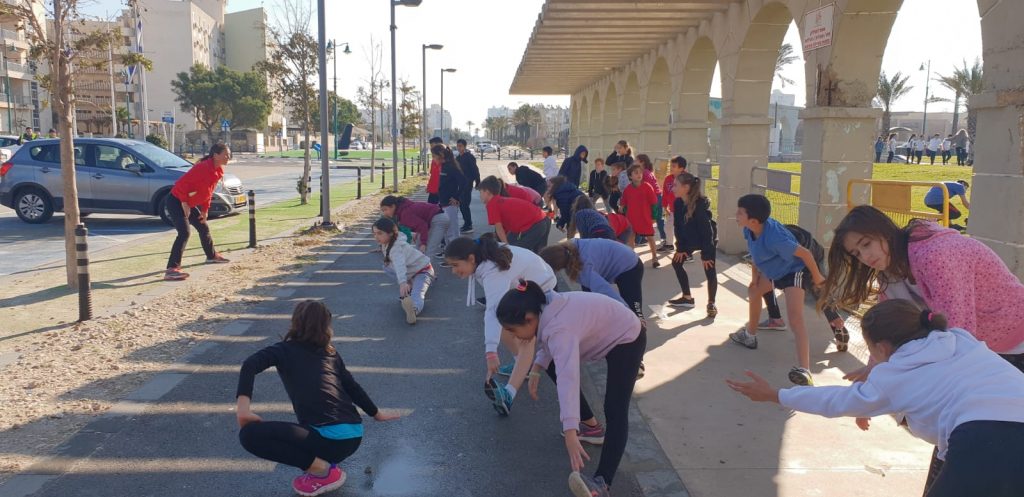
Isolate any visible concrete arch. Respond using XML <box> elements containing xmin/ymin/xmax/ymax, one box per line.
<box><xmin>641</xmin><ymin>56</ymin><xmax>672</xmax><ymax>156</ymax></box>
<box><xmin>620</xmin><ymin>70</ymin><xmax>643</xmax><ymax>152</ymax></box>
<box><xmin>673</xmin><ymin>36</ymin><xmax>717</xmax><ymax>163</ymax></box>
<box><xmin>600</xmin><ymin>80</ymin><xmax>621</xmax><ymax>159</ymax></box>
<box><xmin>584</xmin><ymin>91</ymin><xmax>599</xmax><ymax>151</ymax></box>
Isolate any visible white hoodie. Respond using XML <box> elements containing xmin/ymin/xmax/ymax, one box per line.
<box><xmin>469</xmin><ymin>245</ymin><xmax>557</xmax><ymax>354</ymax></box>
<box><xmin>779</xmin><ymin>328</ymin><xmax>1024</xmax><ymax>459</ymax></box>
<box><xmin>543</xmin><ymin>155</ymin><xmax>558</xmax><ymax>178</ymax></box>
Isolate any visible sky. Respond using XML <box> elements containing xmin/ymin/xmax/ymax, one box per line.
<box><xmin>82</xmin><ymin>0</ymin><xmax>982</xmax><ymax>127</ymax></box>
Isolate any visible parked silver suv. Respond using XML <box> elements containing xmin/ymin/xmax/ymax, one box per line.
<box><xmin>0</xmin><ymin>138</ymin><xmax>247</xmax><ymax>225</ymax></box>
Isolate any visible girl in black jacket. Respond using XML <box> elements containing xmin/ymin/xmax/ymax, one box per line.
<box><xmin>666</xmin><ymin>173</ymin><xmax>719</xmax><ymax>318</ymax></box>
<box><xmin>433</xmin><ymin>144</ymin><xmax>468</xmax><ymax>244</ymax></box>
<box><xmin>236</xmin><ymin>300</ymin><xmax>399</xmax><ymax>495</ymax></box>
<box><xmin>605</xmin><ymin>140</ymin><xmax>634</xmax><ymax>170</ymax></box>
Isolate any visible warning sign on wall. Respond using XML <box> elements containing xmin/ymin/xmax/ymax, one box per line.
<box><xmin>803</xmin><ymin>4</ymin><xmax>834</xmax><ymax>52</ymax></box>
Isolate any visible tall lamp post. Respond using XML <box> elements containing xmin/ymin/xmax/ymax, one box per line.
<box><xmin>421</xmin><ymin>44</ymin><xmax>442</xmax><ymax>160</ymax></box>
<box><xmin>2</xmin><ymin>45</ymin><xmax>12</xmax><ymax>133</ymax></box>
<box><xmin>326</xmin><ymin>40</ymin><xmax>350</xmax><ymax>160</ymax></box>
<box><xmin>315</xmin><ymin>0</ymin><xmax>334</xmax><ymax>227</ymax></box>
<box><xmin>390</xmin><ymin>0</ymin><xmax>422</xmax><ymax>193</ymax></box>
<box><xmin>919</xmin><ymin>59</ymin><xmax>932</xmax><ymax>136</ymax></box>
<box><xmin>440</xmin><ymin>68</ymin><xmax>455</xmax><ymax>143</ymax></box>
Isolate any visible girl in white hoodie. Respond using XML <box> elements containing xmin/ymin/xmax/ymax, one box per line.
<box><xmin>373</xmin><ymin>218</ymin><xmax>434</xmax><ymax>325</ymax></box>
<box><xmin>728</xmin><ymin>299</ymin><xmax>1024</xmax><ymax>497</ymax></box>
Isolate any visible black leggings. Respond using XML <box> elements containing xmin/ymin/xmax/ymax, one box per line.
<box><xmin>595</xmin><ymin>326</ymin><xmax>647</xmax><ymax>485</ymax></box>
<box><xmin>607</xmin><ymin>192</ymin><xmax>621</xmax><ymax>213</ymax></box>
<box><xmin>614</xmin><ymin>260</ymin><xmax>645</xmax><ymax>318</ymax></box>
<box><xmin>239</xmin><ymin>421</ymin><xmax>361</xmax><ymax>471</ymax></box>
<box><xmin>671</xmin><ymin>252</ymin><xmax>717</xmax><ymax>303</ymax></box>
<box><xmin>166</xmin><ymin>194</ymin><xmax>216</xmax><ymax>269</ymax></box>
<box><xmin>545</xmin><ymin>363</ymin><xmax>595</xmax><ymax>423</ymax></box>
<box><xmin>763</xmin><ymin>286</ymin><xmax>843</xmax><ymax>324</ymax></box>
<box><xmin>459</xmin><ymin>189</ymin><xmax>473</xmax><ymax>228</ymax></box>
<box><xmin>923</xmin><ymin>421</ymin><xmax>1024</xmax><ymax>497</ymax></box>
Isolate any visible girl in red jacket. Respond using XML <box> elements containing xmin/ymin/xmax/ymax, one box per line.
<box><xmin>164</xmin><ymin>144</ymin><xmax>231</xmax><ymax>281</ymax></box>
<box><xmin>621</xmin><ymin>165</ymin><xmax>661</xmax><ymax>268</ymax></box>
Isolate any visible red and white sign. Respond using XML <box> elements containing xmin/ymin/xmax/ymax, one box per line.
<box><xmin>802</xmin><ymin>4</ymin><xmax>835</xmax><ymax>52</ymax></box>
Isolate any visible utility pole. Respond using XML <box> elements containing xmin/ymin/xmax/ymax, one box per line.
<box><xmin>2</xmin><ymin>45</ymin><xmax>11</xmax><ymax>133</ymax></box>
<box><xmin>316</xmin><ymin>0</ymin><xmax>333</xmax><ymax>227</ymax></box>
<box><xmin>107</xmin><ymin>41</ymin><xmax>116</xmax><ymax>136</ymax></box>
<box><xmin>133</xmin><ymin>4</ymin><xmax>150</xmax><ymax>140</ymax></box>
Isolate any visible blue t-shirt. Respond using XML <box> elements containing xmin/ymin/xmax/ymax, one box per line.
<box><xmin>924</xmin><ymin>182</ymin><xmax>965</xmax><ymax>205</ymax></box>
<box><xmin>744</xmin><ymin>218</ymin><xmax>805</xmax><ymax>280</ymax></box>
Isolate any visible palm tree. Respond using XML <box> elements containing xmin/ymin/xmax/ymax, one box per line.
<box><xmin>774</xmin><ymin>43</ymin><xmax>798</xmax><ymax>88</ymax></box>
<box><xmin>876</xmin><ymin>71</ymin><xmax>914</xmax><ymax>135</ymax></box>
<box><xmin>492</xmin><ymin>116</ymin><xmax>510</xmax><ymax>144</ymax></box>
<box><xmin>484</xmin><ymin>117</ymin><xmax>496</xmax><ymax>139</ymax></box>
<box><xmin>935</xmin><ymin>58</ymin><xmax>983</xmax><ymax>139</ymax></box>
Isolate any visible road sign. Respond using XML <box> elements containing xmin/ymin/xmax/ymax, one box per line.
<box><xmin>802</xmin><ymin>3</ymin><xmax>834</xmax><ymax>52</ymax></box>
<box><xmin>161</xmin><ymin>111</ymin><xmax>174</xmax><ymax>124</ymax></box>
<box><xmin>221</xmin><ymin>119</ymin><xmax>230</xmax><ymax>132</ymax></box>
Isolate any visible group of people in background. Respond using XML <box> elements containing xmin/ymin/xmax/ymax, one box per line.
<box><xmin>230</xmin><ymin>135</ymin><xmax>1024</xmax><ymax>497</ymax></box>
<box><xmin>876</xmin><ymin>129</ymin><xmax>971</xmax><ymax>165</ymax></box>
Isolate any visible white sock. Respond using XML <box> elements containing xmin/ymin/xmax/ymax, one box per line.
<box><xmin>504</xmin><ymin>384</ymin><xmax>517</xmax><ymax>398</ymax></box>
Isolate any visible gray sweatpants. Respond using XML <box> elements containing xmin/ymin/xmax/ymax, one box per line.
<box><xmin>426</xmin><ymin>212</ymin><xmax>450</xmax><ymax>255</ymax></box>
<box><xmin>383</xmin><ymin>264</ymin><xmax>435</xmax><ymax>313</ymax></box>
<box><xmin>508</xmin><ymin>216</ymin><xmax>552</xmax><ymax>254</ymax></box>
<box><xmin>443</xmin><ymin>205</ymin><xmax>460</xmax><ymax>244</ymax></box>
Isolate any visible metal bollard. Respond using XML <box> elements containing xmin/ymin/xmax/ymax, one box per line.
<box><xmin>530</xmin><ymin>149</ymin><xmax>534</xmax><ymax>160</ymax></box>
<box><xmin>381</xmin><ymin>161</ymin><xmax>386</xmax><ymax>189</ymax></box>
<box><xmin>403</xmin><ymin>157</ymin><xmax>407</xmax><ymax>179</ymax></box>
<box><xmin>498</xmin><ymin>149</ymin><xmax>502</xmax><ymax>160</ymax></box>
<box><xmin>357</xmin><ymin>166</ymin><xmax>362</xmax><ymax>199</ymax></box>
<box><xmin>247</xmin><ymin>190</ymin><xmax>256</xmax><ymax>248</ymax></box>
<box><xmin>75</xmin><ymin>223</ymin><xmax>92</xmax><ymax>321</ymax></box>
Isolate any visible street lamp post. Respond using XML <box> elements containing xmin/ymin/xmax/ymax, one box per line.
<box><xmin>920</xmin><ymin>59</ymin><xmax>931</xmax><ymax>136</ymax></box>
<box><xmin>327</xmin><ymin>40</ymin><xmax>350</xmax><ymax>160</ymax></box>
<box><xmin>440</xmin><ymin>68</ymin><xmax>455</xmax><ymax>143</ymax></box>
<box><xmin>390</xmin><ymin>0</ymin><xmax>422</xmax><ymax>193</ymax></box>
<box><xmin>2</xmin><ymin>45</ymin><xmax>12</xmax><ymax>133</ymax></box>
<box><xmin>316</xmin><ymin>0</ymin><xmax>334</xmax><ymax>227</ymax></box>
<box><xmin>421</xmin><ymin>44</ymin><xmax>442</xmax><ymax>161</ymax></box>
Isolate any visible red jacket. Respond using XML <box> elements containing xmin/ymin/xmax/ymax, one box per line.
<box><xmin>662</xmin><ymin>174</ymin><xmax>676</xmax><ymax>211</ymax></box>
<box><xmin>427</xmin><ymin>159</ymin><xmax>440</xmax><ymax>194</ymax></box>
<box><xmin>171</xmin><ymin>157</ymin><xmax>224</xmax><ymax>213</ymax></box>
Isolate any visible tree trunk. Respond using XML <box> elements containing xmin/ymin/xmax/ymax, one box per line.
<box><xmin>967</xmin><ymin>107</ymin><xmax>978</xmax><ymax>165</ymax></box>
<box><xmin>51</xmin><ymin>4</ymin><xmax>81</xmax><ymax>289</ymax></box>
<box><xmin>881</xmin><ymin>108</ymin><xmax>891</xmax><ymax>138</ymax></box>
<box><xmin>301</xmin><ymin>116</ymin><xmax>311</xmax><ymax>205</ymax></box>
<box><xmin>950</xmin><ymin>93</ymin><xmax>961</xmax><ymax>135</ymax></box>
<box><xmin>369</xmin><ymin>92</ymin><xmax>377</xmax><ymax>182</ymax></box>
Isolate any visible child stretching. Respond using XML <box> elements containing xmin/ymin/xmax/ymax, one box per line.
<box><xmin>567</xmin><ymin>196</ymin><xmax>615</xmax><ymax>240</ymax></box>
<box><xmin>667</xmin><ymin>173</ymin><xmax>719</xmax><ymax>318</ymax></box>
<box><xmin>635</xmin><ymin>154</ymin><xmax>670</xmax><ymax>252</ymax></box>
<box><xmin>379</xmin><ymin>195</ymin><xmax>449</xmax><ymax>257</ymax></box>
<box><xmin>236</xmin><ymin>300</ymin><xmax>399</xmax><ymax>496</ymax></box>
<box><xmin>540</xmin><ymin>238</ymin><xmax>644</xmax><ymax>317</ymax></box>
<box><xmin>605</xmin><ymin>161</ymin><xmax>628</xmax><ymax>213</ymax></box>
<box><xmin>621</xmin><ymin>165</ymin><xmax>661</xmax><ymax>268</ymax></box>
<box><xmin>728</xmin><ymin>299</ymin><xmax>1024</xmax><ymax>497</ymax></box>
<box><xmin>507</xmin><ymin>161</ymin><xmax>547</xmax><ymax>197</ymax></box>
<box><xmin>479</xmin><ymin>174</ymin><xmax>543</xmax><ymax>207</ymax></box>
<box><xmin>604</xmin><ymin>211</ymin><xmax>635</xmax><ymax>247</ymax></box>
<box><xmin>444</xmin><ymin>236</ymin><xmax>602</xmax><ymax>434</ymax></box>
<box><xmin>478</xmin><ymin>176</ymin><xmax>551</xmax><ymax>254</ymax></box>
<box><xmin>372</xmin><ymin>218</ymin><xmax>434</xmax><ymax>325</ymax></box>
<box><xmin>546</xmin><ymin>176</ymin><xmax>584</xmax><ymax>233</ymax></box>
<box><xmin>587</xmin><ymin>158</ymin><xmax>609</xmax><ymax>211</ymax></box>
<box><xmin>498</xmin><ymin>280</ymin><xmax>645</xmax><ymax>497</ymax></box>
<box><xmin>661</xmin><ymin>156</ymin><xmax>687</xmax><ymax>254</ymax></box>
<box><xmin>728</xmin><ymin>194</ymin><xmax>825</xmax><ymax>386</ymax></box>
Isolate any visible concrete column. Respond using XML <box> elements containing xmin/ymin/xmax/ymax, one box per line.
<box><xmin>672</xmin><ymin>120</ymin><xmax>711</xmax><ymax>163</ymax></box>
<box><xmin>717</xmin><ymin>117</ymin><xmax>770</xmax><ymax>253</ymax></box>
<box><xmin>640</xmin><ymin>125</ymin><xmax>670</xmax><ymax>158</ymax></box>
<box><xmin>797</xmin><ymin>107</ymin><xmax>878</xmax><ymax>247</ymax></box>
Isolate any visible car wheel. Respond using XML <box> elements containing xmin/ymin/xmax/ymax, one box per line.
<box><xmin>157</xmin><ymin>194</ymin><xmax>174</xmax><ymax>226</ymax></box>
<box><xmin>14</xmin><ymin>187</ymin><xmax>54</xmax><ymax>224</ymax></box>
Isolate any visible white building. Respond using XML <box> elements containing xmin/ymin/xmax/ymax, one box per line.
<box><xmin>425</xmin><ymin>104</ymin><xmax>451</xmax><ymax>135</ymax></box>
<box><xmin>0</xmin><ymin>1</ymin><xmax>44</xmax><ymax>134</ymax></box>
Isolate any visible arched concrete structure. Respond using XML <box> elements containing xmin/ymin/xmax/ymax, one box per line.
<box><xmin>513</xmin><ymin>0</ymin><xmax>1024</xmax><ymax>276</ymax></box>
<box><xmin>642</xmin><ymin>57</ymin><xmax>672</xmax><ymax>157</ymax></box>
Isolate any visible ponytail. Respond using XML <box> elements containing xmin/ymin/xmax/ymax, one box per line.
<box><xmin>199</xmin><ymin>143</ymin><xmax>228</xmax><ymax>162</ymax></box>
<box><xmin>495</xmin><ymin>279</ymin><xmax>547</xmax><ymax>326</ymax></box>
<box><xmin>372</xmin><ymin>217</ymin><xmax>399</xmax><ymax>264</ymax></box>
<box><xmin>539</xmin><ymin>242</ymin><xmax>582</xmax><ymax>282</ymax></box>
<box><xmin>478</xmin><ymin>175</ymin><xmax>507</xmax><ymax>196</ymax></box>
<box><xmin>444</xmin><ymin>233</ymin><xmax>512</xmax><ymax>271</ymax></box>
<box><xmin>862</xmin><ymin>299</ymin><xmax>948</xmax><ymax>349</ymax></box>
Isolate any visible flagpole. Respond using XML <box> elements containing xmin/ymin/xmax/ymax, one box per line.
<box><xmin>134</xmin><ymin>5</ymin><xmax>150</xmax><ymax>140</ymax></box>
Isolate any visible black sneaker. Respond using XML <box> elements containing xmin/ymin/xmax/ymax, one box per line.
<box><xmin>657</xmin><ymin>243</ymin><xmax>673</xmax><ymax>252</ymax></box>
<box><xmin>636</xmin><ymin>361</ymin><xmax>645</xmax><ymax>380</ymax></box>
<box><xmin>475</xmin><ymin>297</ymin><xmax>486</xmax><ymax>306</ymax></box>
<box><xmin>460</xmin><ymin>225</ymin><xmax>474</xmax><ymax>233</ymax></box>
<box><xmin>440</xmin><ymin>261</ymin><xmax>452</xmax><ymax>268</ymax></box>
<box><xmin>706</xmin><ymin>303</ymin><xmax>718</xmax><ymax>318</ymax></box>
<box><xmin>668</xmin><ymin>296</ymin><xmax>695</xmax><ymax>308</ymax></box>
<box><xmin>483</xmin><ymin>377</ymin><xmax>499</xmax><ymax>401</ymax></box>
<box><xmin>788</xmin><ymin>366</ymin><xmax>814</xmax><ymax>386</ymax></box>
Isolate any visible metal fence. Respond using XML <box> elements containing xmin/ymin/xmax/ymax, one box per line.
<box><xmin>750</xmin><ymin>166</ymin><xmax>800</xmax><ymax>226</ymax></box>
<box><xmin>695</xmin><ymin>162</ymin><xmax>719</xmax><ymax>218</ymax></box>
<box><xmin>847</xmin><ymin>179</ymin><xmax>951</xmax><ymax>228</ymax></box>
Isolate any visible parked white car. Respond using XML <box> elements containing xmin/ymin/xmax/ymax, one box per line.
<box><xmin>0</xmin><ymin>135</ymin><xmax>20</xmax><ymax>163</ymax></box>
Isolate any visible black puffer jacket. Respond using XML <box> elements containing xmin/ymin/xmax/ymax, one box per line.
<box><xmin>673</xmin><ymin>196</ymin><xmax>716</xmax><ymax>260</ymax></box>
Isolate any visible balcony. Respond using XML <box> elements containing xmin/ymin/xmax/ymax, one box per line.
<box><xmin>0</xmin><ymin>93</ymin><xmax>33</xmax><ymax>107</ymax></box>
<box><xmin>5</xmin><ymin>60</ymin><xmax>31</xmax><ymax>76</ymax></box>
<box><xmin>1</xmin><ymin>28</ymin><xmax>24</xmax><ymax>43</ymax></box>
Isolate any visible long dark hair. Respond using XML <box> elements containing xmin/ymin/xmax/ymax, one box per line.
<box><xmin>496</xmin><ymin>279</ymin><xmax>547</xmax><ymax>326</ymax></box>
<box><xmin>862</xmin><ymin>299</ymin><xmax>948</xmax><ymax>349</ymax></box>
<box><xmin>284</xmin><ymin>300</ymin><xmax>335</xmax><ymax>354</ymax></box>
<box><xmin>431</xmin><ymin>144</ymin><xmax>462</xmax><ymax>174</ymax></box>
<box><xmin>539</xmin><ymin>241</ymin><xmax>582</xmax><ymax>282</ymax></box>
<box><xmin>444</xmin><ymin>233</ymin><xmax>512</xmax><ymax>271</ymax></box>
<box><xmin>567</xmin><ymin>195</ymin><xmax>594</xmax><ymax>237</ymax></box>
<box><xmin>200</xmin><ymin>143</ymin><xmax>229</xmax><ymax>162</ymax></box>
<box><xmin>675</xmin><ymin>173</ymin><xmax>705</xmax><ymax>222</ymax></box>
<box><xmin>380</xmin><ymin>195</ymin><xmax>409</xmax><ymax>209</ymax></box>
<box><xmin>373</xmin><ymin>217</ymin><xmax>400</xmax><ymax>264</ymax></box>
<box><xmin>635</xmin><ymin>153</ymin><xmax>653</xmax><ymax>171</ymax></box>
<box><xmin>545</xmin><ymin>175</ymin><xmax>568</xmax><ymax>202</ymax></box>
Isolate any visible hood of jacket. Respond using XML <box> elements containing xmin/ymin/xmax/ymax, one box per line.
<box><xmin>572</xmin><ymin>145</ymin><xmax>589</xmax><ymax>163</ymax></box>
<box><xmin>908</xmin><ymin>220</ymin><xmax>960</xmax><ymax>245</ymax></box>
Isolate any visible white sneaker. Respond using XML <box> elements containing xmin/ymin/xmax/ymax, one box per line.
<box><xmin>729</xmin><ymin>328</ymin><xmax>758</xmax><ymax>349</ymax></box>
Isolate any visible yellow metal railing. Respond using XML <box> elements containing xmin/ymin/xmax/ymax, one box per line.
<box><xmin>846</xmin><ymin>179</ymin><xmax>950</xmax><ymax>227</ymax></box>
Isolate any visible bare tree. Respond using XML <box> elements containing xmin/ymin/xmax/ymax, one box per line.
<box><xmin>0</xmin><ymin>0</ymin><xmax>124</xmax><ymax>288</ymax></box>
<box><xmin>361</xmin><ymin>37</ymin><xmax>384</xmax><ymax>180</ymax></box>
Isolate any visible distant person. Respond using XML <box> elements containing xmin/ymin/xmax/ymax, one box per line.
<box><xmin>587</xmin><ymin>158</ymin><xmax>609</xmax><ymax>211</ymax></box>
<box><xmin>941</xmin><ymin>134</ymin><xmax>953</xmax><ymax>165</ymax></box>
<box><xmin>236</xmin><ymin>300</ymin><xmax>400</xmax><ymax>496</ymax></box>
<box><xmin>605</xmin><ymin>140</ymin><xmax>633</xmax><ymax>170</ymax></box>
<box><xmin>379</xmin><ymin>195</ymin><xmax>449</xmax><ymax>257</ymax></box>
<box><xmin>47</xmin><ymin>128</ymin><xmax>58</xmax><ymax>139</ymax></box>
<box><xmin>913</xmin><ymin>134</ymin><xmax>926</xmax><ymax>164</ymax></box>
<box><xmin>620</xmin><ymin>165</ymin><xmax>660</xmax><ymax>268</ymax></box>
<box><xmin>426</xmin><ymin>136</ymin><xmax>444</xmax><ymax>204</ymax></box>
<box><xmin>886</xmin><ymin>133</ymin><xmax>898</xmax><ymax>163</ymax></box>
<box><xmin>542</xmin><ymin>146</ymin><xmax>558</xmax><ymax>178</ymax></box>
<box><xmin>924</xmin><ymin>180</ymin><xmax>970</xmax><ymax>229</ymax></box>
<box><xmin>16</xmin><ymin>126</ymin><xmax>36</xmax><ymax>145</ymax></box>
<box><xmin>507</xmin><ymin>161</ymin><xmax>547</xmax><ymax>197</ymax></box>
<box><xmin>433</xmin><ymin>144</ymin><xmax>467</xmax><ymax>253</ymax></box>
<box><xmin>478</xmin><ymin>176</ymin><xmax>551</xmax><ymax>253</ymax></box>
<box><xmin>164</xmin><ymin>144</ymin><xmax>232</xmax><ymax>281</ymax></box>
<box><xmin>952</xmin><ymin>129</ymin><xmax>969</xmax><ymax>166</ymax></box>
<box><xmin>904</xmin><ymin>134</ymin><xmax>917</xmax><ymax>164</ymax></box>
<box><xmin>874</xmin><ymin>136</ymin><xmax>884</xmax><ymax>163</ymax></box>
<box><xmin>456</xmin><ymin>139</ymin><xmax>481</xmax><ymax>233</ymax></box>
<box><xmin>558</xmin><ymin>145</ymin><xmax>589</xmax><ymax>186</ymax></box>
<box><xmin>927</xmin><ymin>133</ymin><xmax>943</xmax><ymax>165</ymax></box>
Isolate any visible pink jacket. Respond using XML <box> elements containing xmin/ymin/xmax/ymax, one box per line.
<box><xmin>881</xmin><ymin>222</ymin><xmax>1024</xmax><ymax>353</ymax></box>
<box><xmin>642</xmin><ymin>169</ymin><xmax>661</xmax><ymax>196</ymax></box>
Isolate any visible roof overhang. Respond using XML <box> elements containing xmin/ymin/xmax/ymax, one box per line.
<box><xmin>509</xmin><ymin>0</ymin><xmax>732</xmax><ymax>95</ymax></box>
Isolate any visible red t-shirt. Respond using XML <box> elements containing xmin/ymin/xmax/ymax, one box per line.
<box><xmin>486</xmin><ymin>196</ymin><xmax>545</xmax><ymax>234</ymax></box>
<box><xmin>662</xmin><ymin>174</ymin><xmax>676</xmax><ymax>211</ymax></box>
<box><xmin>427</xmin><ymin>159</ymin><xmax>440</xmax><ymax>194</ymax></box>
<box><xmin>170</xmin><ymin>157</ymin><xmax>224</xmax><ymax>213</ymax></box>
<box><xmin>604</xmin><ymin>212</ymin><xmax>632</xmax><ymax>236</ymax></box>
<box><xmin>506</xmin><ymin>184</ymin><xmax>542</xmax><ymax>205</ymax></box>
<box><xmin>621</xmin><ymin>182</ymin><xmax>657</xmax><ymax>236</ymax></box>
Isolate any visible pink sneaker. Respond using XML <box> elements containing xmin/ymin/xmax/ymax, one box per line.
<box><xmin>292</xmin><ymin>466</ymin><xmax>346</xmax><ymax>496</ymax></box>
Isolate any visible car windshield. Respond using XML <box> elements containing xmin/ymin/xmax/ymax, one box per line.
<box><xmin>124</xmin><ymin>141</ymin><xmax>192</xmax><ymax>169</ymax></box>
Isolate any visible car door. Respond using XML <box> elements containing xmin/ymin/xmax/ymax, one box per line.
<box><xmin>26</xmin><ymin>143</ymin><xmax>93</xmax><ymax>209</ymax></box>
<box><xmin>87</xmin><ymin>143</ymin><xmax>152</xmax><ymax>213</ymax></box>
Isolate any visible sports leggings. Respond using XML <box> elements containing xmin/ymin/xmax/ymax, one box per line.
<box><xmin>671</xmin><ymin>254</ymin><xmax>717</xmax><ymax>303</ymax></box>
<box><xmin>594</xmin><ymin>326</ymin><xmax>647</xmax><ymax>485</ymax></box>
<box><xmin>239</xmin><ymin>421</ymin><xmax>361</xmax><ymax>471</ymax></box>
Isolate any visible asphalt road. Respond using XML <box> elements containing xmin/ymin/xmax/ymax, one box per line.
<box><xmin>8</xmin><ymin>192</ymin><xmax>646</xmax><ymax>497</ymax></box>
<box><xmin>0</xmin><ymin>158</ymin><xmax>386</xmax><ymax>278</ymax></box>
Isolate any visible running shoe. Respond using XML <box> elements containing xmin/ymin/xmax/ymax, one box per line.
<box><xmin>577</xmin><ymin>422</ymin><xmax>606</xmax><ymax>445</ymax></box>
<box><xmin>476</xmin><ymin>296</ymin><xmax>487</xmax><ymax>306</ymax></box>
<box><xmin>205</xmin><ymin>253</ymin><xmax>230</xmax><ymax>264</ymax></box>
<box><xmin>637</xmin><ymin>361</ymin><xmax>645</xmax><ymax>380</ymax></box>
<box><xmin>492</xmin><ymin>382</ymin><xmax>513</xmax><ymax>416</ymax></box>
<box><xmin>460</xmin><ymin>225</ymin><xmax>474</xmax><ymax>233</ymax></box>
<box><xmin>832</xmin><ymin>325</ymin><xmax>850</xmax><ymax>352</ymax></box>
<box><xmin>758</xmin><ymin>318</ymin><xmax>787</xmax><ymax>331</ymax></box>
<box><xmin>496</xmin><ymin>362</ymin><xmax>515</xmax><ymax>377</ymax></box>
<box><xmin>667</xmin><ymin>296</ymin><xmax>695</xmax><ymax>308</ymax></box>
<box><xmin>484</xmin><ymin>377</ymin><xmax>499</xmax><ymax>401</ymax></box>
<box><xmin>729</xmin><ymin>329</ymin><xmax>758</xmax><ymax>349</ymax></box>
<box><xmin>657</xmin><ymin>243</ymin><xmax>674</xmax><ymax>253</ymax></box>
<box><xmin>788</xmin><ymin>366</ymin><xmax>814</xmax><ymax>386</ymax></box>
<box><xmin>165</xmin><ymin>266</ymin><xmax>182</xmax><ymax>273</ymax></box>
<box><xmin>433</xmin><ymin>251</ymin><xmax>445</xmax><ymax>259</ymax></box>
<box><xmin>652</xmin><ymin>259</ymin><xmax>661</xmax><ymax>269</ymax></box>
<box><xmin>706</xmin><ymin>303</ymin><xmax>718</xmax><ymax>318</ymax></box>
<box><xmin>164</xmin><ymin>270</ymin><xmax>189</xmax><ymax>281</ymax></box>
<box><xmin>292</xmin><ymin>466</ymin><xmax>346</xmax><ymax>496</ymax></box>
<box><xmin>439</xmin><ymin>261</ymin><xmax>452</xmax><ymax>268</ymax></box>
<box><xmin>400</xmin><ymin>297</ymin><xmax>416</xmax><ymax>325</ymax></box>
<box><xmin>568</xmin><ymin>472</ymin><xmax>610</xmax><ymax>497</ymax></box>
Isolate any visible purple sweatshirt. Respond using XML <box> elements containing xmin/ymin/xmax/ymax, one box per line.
<box><xmin>533</xmin><ymin>291</ymin><xmax>642</xmax><ymax>431</ymax></box>
<box><xmin>394</xmin><ymin>200</ymin><xmax>443</xmax><ymax>246</ymax></box>
<box><xmin>574</xmin><ymin>238</ymin><xmax>641</xmax><ymax>305</ymax></box>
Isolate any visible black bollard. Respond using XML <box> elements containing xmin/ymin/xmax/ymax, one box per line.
<box><xmin>381</xmin><ymin>161</ymin><xmax>386</xmax><ymax>189</ymax></box>
<box><xmin>530</xmin><ymin>149</ymin><xmax>534</xmax><ymax>160</ymax></box>
<box><xmin>247</xmin><ymin>190</ymin><xmax>256</xmax><ymax>248</ymax></box>
<box><xmin>403</xmin><ymin>157</ymin><xmax>408</xmax><ymax>179</ymax></box>
<box><xmin>75</xmin><ymin>223</ymin><xmax>92</xmax><ymax>321</ymax></box>
<box><xmin>357</xmin><ymin>166</ymin><xmax>362</xmax><ymax>199</ymax></box>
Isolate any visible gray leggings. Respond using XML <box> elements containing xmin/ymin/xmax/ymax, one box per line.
<box><xmin>426</xmin><ymin>212</ymin><xmax>450</xmax><ymax>255</ymax></box>
<box><xmin>443</xmin><ymin>205</ymin><xmax>460</xmax><ymax>244</ymax></box>
<box><xmin>383</xmin><ymin>264</ymin><xmax>435</xmax><ymax>313</ymax></box>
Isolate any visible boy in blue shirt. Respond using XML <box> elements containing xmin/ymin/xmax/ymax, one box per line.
<box><xmin>924</xmin><ymin>180</ymin><xmax>969</xmax><ymax>230</ymax></box>
<box><xmin>729</xmin><ymin>194</ymin><xmax>825</xmax><ymax>386</ymax></box>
